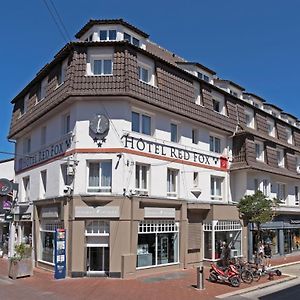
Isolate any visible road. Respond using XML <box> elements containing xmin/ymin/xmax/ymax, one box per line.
<box><xmin>222</xmin><ymin>264</ymin><xmax>300</xmax><ymax>300</ymax></box>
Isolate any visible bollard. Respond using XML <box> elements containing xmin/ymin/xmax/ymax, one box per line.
<box><xmin>196</xmin><ymin>262</ymin><xmax>204</xmax><ymax>290</ymax></box>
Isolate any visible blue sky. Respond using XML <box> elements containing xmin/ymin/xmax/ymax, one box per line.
<box><xmin>1</xmin><ymin>0</ymin><xmax>300</xmax><ymax>160</ymax></box>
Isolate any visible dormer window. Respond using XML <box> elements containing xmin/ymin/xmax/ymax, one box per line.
<box><xmin>85</xmin><ymin>33</ymin><xmax>94</xmax><ymax>42</ymax></box>
<box><xmin>194</xmin><ymin>82</ymin><xmax>202</xmax><ymax>105</ymax></box>
<box><xmin>213</xmin><ymin>99</ymin><xmax>220</xmax><ymax>112</ymax></box>
<box><xmin>137</xmin><ymin>54</ymin><xmax>156</xmax><ymax>86</ymax></box>
<box><xmin>277</xmin><ymin>148</ymin><xmax>285</xmax><ymax>167</ymax></box>
<box><xmin>124</xmin><ymin>32</ymin><xmax>139</xmax><ymax>47</ymax></box>
<box><xmin>245</xmin><ymin>108</ymin><xmax>255</xmax><ymax>129</ymax></box>
<box><xmin>100</xmin><ymin>30</ymin><xmax>117</xmax><ymax>41</ymax></box>
<box><xmin>197</xmin><ymin>72</ymin><xmax>210</xmax><ymax>82</ymax></box>
<box><xmin>286</xmin><ymin>127</ymin><xmax>293</xmax><ymax>144</ymax></box>
<box><xmin>138</xmin><ymin>66</ymin><xmax>149</xmax><ymax>83</ymax></box>
<box><xmin>37</xmin><ymin>77</ymin><xmax>48</xmax><ymax>102</ymax></box>
<box><xmin>230</xmin><ymin>90</ymin><xmax>238</xmax><ymax>97</ymax></box>
<box><xmin>267</xmin><ymin>119</ymin><xmax>275</xmax><ymax>137</ymax></box>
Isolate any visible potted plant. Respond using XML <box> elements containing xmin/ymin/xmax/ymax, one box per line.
<box><xmin>8</xmin><ymin>243</ymin><xmax>33</xmax><ymax>279</ymax></box>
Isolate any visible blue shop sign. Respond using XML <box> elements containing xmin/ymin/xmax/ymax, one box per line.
<box><xmin>54</xmin><ymin>228</ymin><xmax>66</xmax><ymax>280</ymax></box>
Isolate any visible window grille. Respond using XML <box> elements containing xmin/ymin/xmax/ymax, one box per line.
<box><xmin>138</xmin><ymin>220</ymin><xmax>179</xmax><ymax>234</ymax></box>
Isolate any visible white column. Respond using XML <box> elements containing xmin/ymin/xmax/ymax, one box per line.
<box><xmin>8</xmin><ymin>222</ymin><xmax>16</xmax><ymax>257</ymax></box>
<box><xmin>212</xmin><ymin>220</ymin><xmax>218</xmax><ymax>261</ymax></box>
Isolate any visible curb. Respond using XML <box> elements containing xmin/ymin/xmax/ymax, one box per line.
<box><xmin>271</xmin><ymin>260</ymin><xmax>300</xmax><ymax>269</ymax></box>
<box><xmin>216</xmin><ymin>275</ymin><xmax>298</xmax><ymax>299</ymax></box>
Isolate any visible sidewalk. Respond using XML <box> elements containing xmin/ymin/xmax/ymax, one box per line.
<box><xmin>0</xmin><ymin>254</ymin><xmax>299</xmax><ymax>300</ymax></box>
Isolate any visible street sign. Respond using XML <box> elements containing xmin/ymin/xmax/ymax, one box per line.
<box><xmin>54</xmin><ymin>229</ymin><xmax>66</xmax><ymax>280</ymax></box>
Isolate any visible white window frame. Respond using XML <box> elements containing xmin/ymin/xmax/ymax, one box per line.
<box><xmin>192</xmin><ymin>129</ymin><xmax>198</xmax><ymax>144</ymax></box>
<box><xmin>62</xmin><ymin>113</ymin><xmax>71</xmax><ymax>135</ymax></box>
<box><xmin>255</xmin><ymin>141</ymin><xmax>264</xmax><ymax>162</ymax></box>
<box><xmin>88</xmin><ymin>55</ymin><xmax>113</xmax><ymax>76</ymax></box>
<box><xmin>210</xmin><ymin>176</ymin><xmax>223</xmax><ymax>200</ymax></box>
<box><xmin>99</xmin><ymin>29</ymin><xmax>117</xmax><ymax>41</ymax></box>
<box><xmin>194</xmin><ymin>81</ymin><xmax>202</xmax><ymax>106</ymax></box>
<box><xmin>135</xmin><ymin>163</ymin><xmax>149</xmax><ymax>195</ymax></box>
<box><xmin>277</xmin><ymin>182</ymin><xmax>286</xmax><ymax>203</ymax></box>
<box><xmin>38</xmin><ymin>77</ymin><xmax>48</xmax><ymax>102</ymax></box>
<box><xmin>131</xmin><ymin>111</ymin><xmax>152</xmax><ymax>136</ymax></box>
<box><xmin>19</xmin><ymin>94</ymin><xmax>29</xmax><ymax>117</ymax></box>
<box><xmin>87</xmin><ymin>160</ymin><xmax>112</xmax><ymax>193</ymax></box>
<box><xmin>266</xmin><ymin>119</ymin><xmax>275</xmax><ymax>137</ymax></box>
<box><xmin>170</xmin><ymin>123</ymin><xmax>178</xmax><ymax>143</ymax></box>
<box><xmin>277</xmin><ymin>148</ymin><xmax>285</xmax><ymax>168</ymax></box>
<box><xmin>245</xmin><ymin>108</ymin><xmax>255</xmax><ymax>129</ymax></box>
<box><xmin>193</xmin><ymin>172</ymin><xmax>199</xmax><ymax>187</ymax></box>
<box><xmin>41</xmin><ymin>126</ymin><xmax>47</xmax><ymax>146</ymax></box>
<box><xmin>263</xmin><ymin>179</ymin><xmax>270</xmax><ymax>197</ymax></box>
<box><xmin>167</xmin><ymin>168</ymin><xmax>178</xmax><ymax>198</ymax></box>
<box><xmin>137</xmin><ymin>54</ymin><xmax>156</xmax><ymax>86</ymax></box>
<box><xmin>57</xmin><ymin>59</ymin><xmax>68</xmax><ymax>87</ymax></box>
<box><xmin>286</xmin><ymin>127</ymin><xmax>293</xmax><ymax>144</ymax></box>
<box><xmin>209</xmin><ymin>135</ymin><xmax>221</xmax><ymax>154</ymax></box>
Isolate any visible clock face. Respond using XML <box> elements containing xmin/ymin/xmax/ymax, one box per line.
<box><xmin>89</xmin><ymin>114</ymin><xmax>109</xmax><ymax>135</ymax></box>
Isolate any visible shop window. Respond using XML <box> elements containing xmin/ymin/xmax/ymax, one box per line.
<box><xmin>203</xmin><ymin>220</ymin><xmax>242</xmax><ymax>261</ymax></box>
<box><xmin>167</xmin><ymin>168</ymin><xmax>178</xmax><ymax>198</ymax></box>
<box><xmin>88</xmin><ymin>161</ymin><xmax>112</xmax><ymax>193</ymax></box>
<box><xmin>135</xmin><ymin>164</ymin><xmax>149</xmax><ymax>195</ymax></box>
<box><xmin>136</xmin><ymin>220</ymin><xmax>179</xmax><ymax>268</ymax></box>
<box><xmin>39</xmin><ymin>221</ymin><xmax>63</xmax><ymax>264</ymax></box>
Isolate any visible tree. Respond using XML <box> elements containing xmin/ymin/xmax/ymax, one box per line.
<box><xmin>237</xmin><ymin>191</ymin><xmax>280</xmax><ymax>244</ymax></box>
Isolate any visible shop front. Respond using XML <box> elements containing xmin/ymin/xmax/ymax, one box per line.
<box><xmin>203</xmin><ymin>204</ymin><xmax>246</xmax><ymax>262</ymax></box>
<box><xmin>248</xmin><ymin>214</ymin><xmax>300</xmax><ymax>258</ymax></box>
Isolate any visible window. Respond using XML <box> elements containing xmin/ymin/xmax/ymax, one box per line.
<box><xmin>209</xmin><ymin>136</ymin><xmax>221</xmax><ymax>153</ymax></box>
<box><xmin>277</xmin><ymin>148</ymin><xmax>284</xmax><ymax>167</ymax></box>
<box><xmin>263</xmin><ymin>179</ymin><xmax>269</xmax><ymax>197</ymax></box>
<box><xmin>230</xmin><ymin>90</ymin><xmax>238</xmax><ymax>97</ymax></box>
<box><xmin>137</xmin><ymin>221</ymin><xmax>179</xmax><ymax>268</ymax></box>
<box><xmin>212</xmin><ymin>99</ymin><xmax>220</xmax><ymax>112</ymax></box>
<box><xmin>57</xmin><ymin>59</ymin><xmax>68</xmax><ymax>86</ymax></box>
<box><xmin>62</xmin><ymin>113</ymin><xmax>70</xmax><ymax>135</ymax></box>
<box><xmin>267</xmin><ymin>119</ymin><xmax>275</xmax><ymax>137</ymax></box>
<box><xmin>192</xmin><ymin>129</ymin><xmax>198</xmax><ymax>144</ymax></box>
<box><xmin>37</xmin><ymin>77</ymin><xmax>48</xmax><ymax>102</ymax></box>
<box><xmin>88</xmin><ymin>161</ymin><xmax>112</xmax><ymax>193</ymax></box>
<box><xmin>170</xmin><ymin>123</ymin><xmax>178</xmax><ymax>143</ymax></box>
<box><xmin>203</xmin><ymin>75</ymin><xmax>209</xmax><ymax>82</ymax></box>
<box><xmin>61</xmin><ymin>164</ymin><xmax>73</xmax><ymax>186</ymax></box>
<box><xmin>254</xmin><ymin>178</ymin><xmax>260</xmax><ymax>192</ymax></box>
<box><xmin>277</xmin><ymin>183</ymin><xmax>286</xmax><ymax>202</ymax></box>
<box><xmin>135</xmin><ymin>164</ymin><xmax>149</xmax><ymax>195</ymax></box>
<box><xmin>124</xmin><ymin>32</ymin><xmax>139</xmax><ymax>47</ymax></box>
<box><xmin>40</xmin><ymin>170</ymin><xmax>47</xmax><ymax>198</ymax></box>
<box><xmin>295</xmin><ymin>186</ymin><xmax>299</xmax><ymax>206</ymax></box>
<box><xmin>286</xmin><ymin>127</ymin><xmax>293</xmax><ymax>144</ymax></box>
<box><xmin>167</xmin><ymin>169</ymin><xmax>178</xmax><ymax>198</ymax></box>
<box><xmin>194</xmin><ymin>82</ymin><xmax>202</xmax><ymax>105</ymax></box>
<box><xmin>41</xmin><ymin>126</ymin><xmax>47</xmax><ymax>146</ymax></box>
<box><xmin>92</xmin><ymin>59</ymin><xmax>113</xmax><ymax>75</ymax></box>
<box><xmin>22</xmin><ymin>176</ymin><xmax>30</xmax><ymax>202</ymax></box>
<box><xmin>138</xmin><ymin>66</ymin><xmax>149</xmax><ymax>83</ymax></box>
<box><xmin>211</xmin><ymin>176</ymin><xmax>223</xmax><ymax>200</ymax></box>
<box><xmin>99</xmin><ymin>29</ymin><xmax>117</xmax><ymax>41</ymax></box>
<box><xmin>197</xmin><ymin>72</ymin><xmax>203</xmax><ymax>79</ymax></box>
<box><xmin>255</xmin><ymin>141</ymin><xmax>264</xmax><ymax>161</ymax></box>
<box><xmin>19</xmin><ymin>94</ymin><xmax>29</xmax><ymax>117</ymax></box>
<box><xmin>193</xmin><ymin>172</ymin><xmax>199</xmax><ymax>187</ymax></box>
<box><xmin>245</xmin><ymin>109</ymin><xmax>255</xmax><ymax>128</ymax></box>
<box><xmin>131</xmin><ymin>111</ymin><xmax>151</xmax><ymax>135</ymax></box>
<box><xmin>23</xmin><ymin>137</ymin><xmax>31</xmax><ymax>154</ymax></box>
<box><xmin>40</xmin><ymin>221</ymin><xmax>63</xmax><ymax>264</ymax></box>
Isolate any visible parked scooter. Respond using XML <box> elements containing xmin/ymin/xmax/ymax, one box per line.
<box><xmin>209</xmin><ymin>263</ymin><xmax>241</xmax><ymax>287</ymax></box>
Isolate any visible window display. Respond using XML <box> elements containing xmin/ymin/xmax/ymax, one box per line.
<box><xmin>136</xmin><ymin>221</ymin><xmax>179</xmax><ymax>268</ymax></box>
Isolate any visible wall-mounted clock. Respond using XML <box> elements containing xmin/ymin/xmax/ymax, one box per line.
<box><xmin>89</xmin><ymin>114</ymin><xmax>109</xmax><ymax>135</ymax></box>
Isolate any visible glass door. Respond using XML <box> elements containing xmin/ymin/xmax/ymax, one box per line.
<box><xmin>87</xmin><ymin>247</ymin><xmax>109</xmax><ymax>273</ymax></box>
<box><xmin>284</xmin><ymin>230</ymin><xmax>292</xmax><ymax>254</ymax></box>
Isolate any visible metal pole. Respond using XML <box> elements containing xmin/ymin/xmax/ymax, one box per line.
<box><xmin>196</xmin><ymin>262</ymin><xmax>204</xmax><ymax>290</ymax></box>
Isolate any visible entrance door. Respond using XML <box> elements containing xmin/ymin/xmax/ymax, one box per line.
<box><xmin>284</xmin><ymin>230</ymin><xmax>292</xmax><ymax>254</ymax></box>
<box><xmin>87</xmin><ymin>247</ymin><xmax>109</xmax><ymax>273</ymax></box>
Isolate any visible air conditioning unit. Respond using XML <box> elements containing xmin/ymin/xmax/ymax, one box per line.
<box><xmin>297</xmin><ymin>166</ymin><xmax>300</xmax><ymax>174</ymax></box>
<box><xmin>231</xmin><ymin>249</ymin><xmax>238</xmax><ymax>257</ymax></box>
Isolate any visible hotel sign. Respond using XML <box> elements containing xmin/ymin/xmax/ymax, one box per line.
<box><xmin>18</xmin><ymin>134</ymin><xmax>72</xmax><ymax>171</ymax></box>
<box><xmin>144</xmin><ymin>207</ymin><xmax>175</xmax><ymax>218</ymax></box>
<box><xmin>123</xmin><ymin>135</ymin><xmax>228</xmax><ymax>169</ymax></box>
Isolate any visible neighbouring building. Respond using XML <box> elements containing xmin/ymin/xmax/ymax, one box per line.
<box><xmin>0</xmin><ymin>158</ymin><xmax>14</xmax><ymax>256</ymax></box>
<box><xmin>7</xmin><ymin>19</ymin><xmax>300</xmax><ymax>278</ymax></box>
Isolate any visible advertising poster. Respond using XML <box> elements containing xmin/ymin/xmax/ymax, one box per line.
<box><xmin>54</xmin><ymin>228</ymin><xmax>66</xmax><ymax>279</ymax></box>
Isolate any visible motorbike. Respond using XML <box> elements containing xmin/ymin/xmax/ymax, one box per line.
<box><xmin>209</xmin><ymin>263</ymin><xmax>241</xmax><ymax>287</ymax></box>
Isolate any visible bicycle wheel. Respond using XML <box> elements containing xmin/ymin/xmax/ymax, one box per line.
<box><xmin>241</xmin><ymin>269</ymin><xmax>253</xmax><ymax>284</ymax></box>
<box><xmin>252</xmin><ymin>269</ymin><xmax>261</xmax><ymax>281</ymax></box>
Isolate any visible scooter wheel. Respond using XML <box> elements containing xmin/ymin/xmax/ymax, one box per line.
<box><xmin>209</xmin><ymin>272</ymin><xmax>218</xmax><ymax>283</ymax></box>
<box><xmin>230</xmin><ymin>276</ymin><xmax>241</xmax><ymax>287</ymax></box>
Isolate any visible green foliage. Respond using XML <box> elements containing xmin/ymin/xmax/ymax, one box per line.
<box><xmin>10</xmin><ymin>243</ymin><xmax>32</xmax><ymax>262</ymax></box>
<box><xmin>237</xmin><ymin>191</ymin><xmax>279</xmax><ymax>227</ymax></box>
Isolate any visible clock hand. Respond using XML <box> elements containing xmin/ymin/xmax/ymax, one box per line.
<box><xmin>96</xmin><ymin>116</ymin><xmax>102</xmax><ymax>133</ymax></box>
